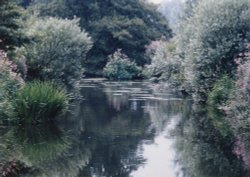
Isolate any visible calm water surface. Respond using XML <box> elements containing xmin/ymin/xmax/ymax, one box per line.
<box><xmin>0</xmin><ymin>80</ymin><xmax>248</xmax><ymax>177</ymax></box>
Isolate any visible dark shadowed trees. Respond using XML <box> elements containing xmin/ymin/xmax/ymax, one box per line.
<box><xmin>27</xmin><ymin>0</ymin><xmax>172</xmax><ymax>75</ymax></box>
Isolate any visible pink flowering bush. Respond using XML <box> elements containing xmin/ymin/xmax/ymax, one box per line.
<box><xmin>226</xmin><ymin>57</ymin><xmax>250</xmax><ymax>133</ymax></box>
<box><xmin>226</xmin><ymin>50</ymin><xmax>250</xmax><ymax>169</ymax></box>
<box><xmin>0</xmin><ymin>50</ymin><xmax>24</xmax><ymax>119</ymax></box>
<box><xmin>234</xmin><ymin>136</ymin><xmax>250</xmax><ymax>170</ymax></box>
<box><xmin>145</xmin><ymin>40</ymin><xmax>163</xmax><ymax>56</ymax></box>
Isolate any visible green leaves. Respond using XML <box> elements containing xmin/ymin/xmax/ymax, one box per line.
<box><xmin>28</xmin><ymin>0</ymin><xmax>172</xmax><ymax>75</ymax></box>
<box><xmin>103</xmin><ymin>49</ymin><xmax>141</xmax><ymax>80</ymax></box>
<box><xmin>207</xmin><ymin>75</ymin><xmax>234</xmax><ymax>107</ymax></box>
<box><xmin>12</xmin><ymin>81</ymin><xmax>69</xmax><ymax>124</ymax></box>
<box><xmin>18</xmin><ymin>17</ymin><xmax>93</xmax><ymax>87</ymax></box>
<box><xmin>177</xmin><ymin>0</ymin><xmax>250</xmax><ymax>102</ymax></box>
<box><xmin>143</xmin><ymin>40</ymin><xmax>182</xmax><ymax>85</ymax></box>
<box><xmin>0</xmin><ymin>0</ymin><xmax>25</xmax><ymax>50</ymax></box>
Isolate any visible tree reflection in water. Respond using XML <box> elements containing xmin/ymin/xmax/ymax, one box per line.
<box><xmin>14</xmin><ymin>121</ymin><xmax>90</xmax><ymax>177</ymax></box>
<box><xmin>172</xmin><ymin>106</ymin><xmax>248</xmax><ymax>177</ymax></box>
<box><xmin>78</xmin><ymin>82</ymin><xmax>155</xmax><ymax>177</ymax></box>
<box><xmin>1</xmin><ymin>81</ymin><xmax>250</xmax><ymax>177</ymax></box>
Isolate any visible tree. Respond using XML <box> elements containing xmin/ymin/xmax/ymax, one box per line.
<box><xmin>177</xmin><ymin>0</ymin><xmax>250</xmax><ymax>102</ymax></box>
<box><xmin>16</xmin><ymin>0</ymin><xmax>33</xmax><ymax>7</ymax></box>
<box><xmin>0</xmin><ymin>0</ymin><xmax>25</xmax><ymax>50</ymax></box>
<box><xmin>158</xmin><ymin>0</ymin><xmax>184</xmax><ymax>33</ymax></box>
<box><xmin>17</xmin><ymin>17</ymin><xmax>93</xmax><ymax>87</ymax></box>
<box><xmin>182</xmin><ymin>0</ymin><xmax>200</xmax><ymax>19</ymax></box>
<box><xmin>28</xmin><ymin>0</ymin><xmax>172</xmax><ymax>76</ymax></box>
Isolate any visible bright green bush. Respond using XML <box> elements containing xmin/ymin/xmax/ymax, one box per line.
<box><xmin>17</xmin><ymin>16</ymin><xmax>92</xmax><ymax>88</ymax></box>
<box><xmin>208</xmin><ymin>76</ymin><xmax>234</xmax><ymax>107</ymax></box>
<box><xmin>103</xmin><ymin>49</ymin><xmax>141</xmax><ymax>80</ymax></box>
<box><xmin>13</xmin><ymin>81</ymin><xmax>69</xmax><ymax>124</ymax></box>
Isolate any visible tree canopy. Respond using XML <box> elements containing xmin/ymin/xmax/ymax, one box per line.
<box><xmin>177</xmin><ymin>0</ymin><xmax>250</xmax><ymax>102</ymax></box>
<box><xmin>0</xmin><ymin>0</ymin><xmax>25</xmax><ymax>50</ymax></box>
<box><xmin>17</xmin><ymin>17</ymin><xmax>93</xmax><ymax>87</ymax></box>
<box><xmin>27</xmin><ymin>0</ymin><xmax>172</xmax><ymax>75</ymax></box>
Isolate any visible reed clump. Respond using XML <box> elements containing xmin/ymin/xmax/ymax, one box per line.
<box><xmin>13</xmin><ymin>81</ymin><xmax>69</xmax><ymax>124</ymax></box>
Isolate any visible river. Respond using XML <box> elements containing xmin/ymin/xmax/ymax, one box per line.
<box><xmin>0</xmin><ymin>80</ymin><xmax>248</xmax><ymax>177</ymax></box>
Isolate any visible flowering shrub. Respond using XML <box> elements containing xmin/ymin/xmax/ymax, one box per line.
<box><xmin>103</xmin><ymin>49</ymin><xmax>141</xmax><ymax>80</ymax></box>
<box><xmin>145</xmin><ymin>40</ymin><xmax>163</xmax><ymax>57</ymax></box>
<box><xmin>0</xmin><ymin>50</ymin><xmax>24</xmax><ymax>119</ymax></box>
<box><xmin>226</xmin><ymin>50</ymin><xmax>250</xmax><ymax>169</ymax></box>
<box><xmin>234</xmin><ymin>136</ymin><xmax>250</xmax><ymax>170</ymax></box>
<box><xmin>226</xmin><ymin>57</ymin><xmax>250</xmax><ymax>134</ymax></box>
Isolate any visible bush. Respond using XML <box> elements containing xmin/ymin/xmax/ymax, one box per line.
<box><xmin>17</xmin><ymin>16</ymin><xmax>93</xmax><ymax>88</ymax></box>
<box><xmin>12</xmin><ymin>81</ymin><xmax>69</xmax><ymax>124</ymax></box>
<box><xmin>0</xmin><ymin>50</ymin><xmax>24</xmax><ymax>120</ymax></box>
<box><xmin>144</xmin><ymin>40</ymin><xmax>171</xmax><ymax>79</ymax></box>
<box><xmin>208</xmin><ymin>75</ymin><xmax>234</xmax><ymax>107</ymax></box>
<box><xmin>226</xmin><ymin>55</ymin><xmax>250</xmax><ymax>169</ymax></box>
<box><xmin>226</xmin><ymin>56</ymin><xmax>250</xmax><ymax>134</ymax></box>
<box><xmin>143</xmin><ymin>40</ymin><xmax>183</xmax><ymax>86</ymax></box>
<box><xmin>103</xmin><ymin>49</ymin><xmax>141</xmax><ymax>80</ymax></box>
<box><xmin>177</xmin><ymin>0</ymin><xmax>250</xmax><ymax>102</ymax></box>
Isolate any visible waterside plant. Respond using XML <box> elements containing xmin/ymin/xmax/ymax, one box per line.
<box><xmin>12</xmin><ymin>81</ymin><xmax>69</xmax><ymax>124</ymax></box>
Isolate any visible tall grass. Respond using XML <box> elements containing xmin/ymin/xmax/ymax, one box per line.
<box><xmin>13</xmin><ymin>81</ymin><xmax>69</xmax><ymax>124</ymax></box>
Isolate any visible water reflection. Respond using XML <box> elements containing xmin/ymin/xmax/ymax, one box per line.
<box><xmin>15</xmin><ymin>122</ymin><xmax>89</xmax><ymax>177</ymax></box>
<box><xmin>0</xmin><ymin>80</ymin><xmax>249</xmax><ymax>177</ymax></box>
<box><xmin>131</xmin><ymin>120</ymin><xmax>182</xmax><ymax>177</ymax></box>
<box><xmin>78</xmin><ymin>82</ymin><xmax>154</xmax><ymax>177</ymax></box>
<box><xmin>172</xmin><ymin>107</ymin><xmax>247</xmax><ymax>177</ymax></box>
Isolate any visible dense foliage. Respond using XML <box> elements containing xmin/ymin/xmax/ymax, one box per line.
<box><xmin>103</xmin><ymin>49</ymin><xmax>141</xmax><ymax>80</ymax></box>
<box><xmin>226</xmin><ymin>55</ymin><xmax>250</xmax><ymax>135</ymax></box>
<box><xmin>0</xmin><ymin>50</ymin><xmax>24</xmax><ymax>119</ymax></box>
<box><xmin>17</xmin><ymin>17</ymin><xmax>92</xmax><ymax>87</ymax></box>
<box><xmin>12</xmin><ymin>81</ymin><xmax>69</xmax><ymax>124</ymax></box>
<box><xmin>143</xmin><ymin>40</ymin><xmax>182</xmax><ymax>86</ymax></box>
<box><xmin>0</xmin><ymin>0</ymin><xmax>25</xmax><ymax>50</ymax></box>
<box><xmin>207</xmin><ymin>75</ymin><xmax>234</xmax><ymax>107</ymax></box>
<box><xmin>27</xmin><ymin>0</ymin><xmax>172</xmax><ymax>75</ymax></box>
<box><xmin>223</xmin><ymin>53</ymin><xmax>250</xmax><ymax>169</ymax></box>
<box><xmin>1</xmin><ymin>0</ymin><xmax>250</xmax><ymax>174</ymax></box>
<box><xmin>177</xmin><ymin>0</ymin><xmax>250</xmax><ymax>102</ymax></box>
